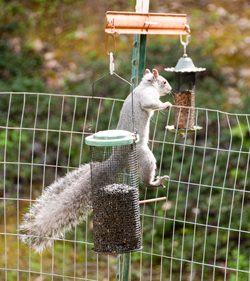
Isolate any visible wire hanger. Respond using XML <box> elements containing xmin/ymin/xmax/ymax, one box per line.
<box><xmin>90</xmin><ymin>34</ymin><xmax>136</xmax><ymax>135</ymax></box>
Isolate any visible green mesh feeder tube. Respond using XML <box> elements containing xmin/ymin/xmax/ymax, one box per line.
<box><xmin>85</xmin><ymin>130</ymin><xmax>142</xmax><ymax>254</ymax></box>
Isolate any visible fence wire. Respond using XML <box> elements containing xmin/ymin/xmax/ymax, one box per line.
<box><xmin>0</xmin><ymin>92</ymin><xmax>250</xmax><ymax>281</ymax></box>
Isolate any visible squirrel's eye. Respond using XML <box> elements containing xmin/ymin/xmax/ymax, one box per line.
<box><xmin>163</xmin><ymin>81</ymin><xmax>166</xmax><ymax>84</ymax></box>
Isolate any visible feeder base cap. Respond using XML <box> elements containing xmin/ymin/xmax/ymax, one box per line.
<box><xmin>92</xmin><ymin>246</ymin><xmax>143</xmax><ymax>255</ymax></box>
<box><xmin>166</xmin><ymin>125</ymin><xmax>203</xmax><ymax>133</ymax></box>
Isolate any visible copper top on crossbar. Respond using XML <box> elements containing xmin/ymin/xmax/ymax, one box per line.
<box><xmin>105</xmin><ymin>11</ymin><xmax>189</xmax><ymax>35</ymax></box>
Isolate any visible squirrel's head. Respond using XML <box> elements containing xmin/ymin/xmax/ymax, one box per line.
<box><xmin>142</xmin><ymin>69</ymin><xmax>172</xmax><ymax>96</ymax></box>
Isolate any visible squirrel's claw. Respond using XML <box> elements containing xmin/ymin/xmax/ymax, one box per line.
<box><xmin>156</xmin><ymin>175</ymin><xmax>169</xmax><ymax>188</ymax></box>
<box><xmin>164</xmin><ymin>102</ymin><xmax>172</xmax><ymax>111</ymax></box>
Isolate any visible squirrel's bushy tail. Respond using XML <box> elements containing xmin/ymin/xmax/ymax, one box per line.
<box><xmin>20</xmin><ymin>164</ymin><xmax>92</xmax><ymax>253</ymax></box>
<box><xmin>20</xmin><ymin>147</ymin><xmax>130</xmax><ymax>253</ymax></box>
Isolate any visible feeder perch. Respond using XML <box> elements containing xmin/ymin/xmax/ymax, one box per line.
<box><xmin>165</xmin><ymin>36</ymin><xmax>205</xmax><ymax>133</ymax></box>
<box><xmin>105</xmin><ymin>11</ymin><xmax>189</xmax><ymax>35</ymax></box>
<box><xmin>85</xmin><ymin>130</ymin><xmax>142</xmax><ymax>254</ymax></box>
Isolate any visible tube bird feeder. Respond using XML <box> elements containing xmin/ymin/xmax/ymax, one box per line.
<box><xmin>85</xmin><ymin>130</ymin><xmax>142</xmax><ymax>254</ymax></box>
<box><xmin>165</xmin><ymin>35</ymin><xmax>205</xmax><ymax>133</ymax></box>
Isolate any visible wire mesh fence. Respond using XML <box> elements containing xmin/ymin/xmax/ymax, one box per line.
<box><xmin>0</xmin><ymin>92</ymin><xmax>250</xmax><ymax>281</ymax></box>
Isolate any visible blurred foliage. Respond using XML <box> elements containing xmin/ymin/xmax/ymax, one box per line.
<box><xmin>1</xmin><ymin>0</ymin><xmax>250</xmax><ymax>280</ymax></box>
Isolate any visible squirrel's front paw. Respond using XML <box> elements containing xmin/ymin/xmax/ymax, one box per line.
<box><xmin>157</xmin><ymin>175</ymin><xmax>169</xmax><ymax>188</ymax></box>
<box><xmin>164</xmin><ymin>102</ymin><xmax>172</xmax><ymax>111</ymax></box>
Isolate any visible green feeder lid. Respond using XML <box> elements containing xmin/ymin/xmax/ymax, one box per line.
<box><xmin>85</xmin><ymin>130</ymin><xmax>139</xmax><ymax>147</ymax></box>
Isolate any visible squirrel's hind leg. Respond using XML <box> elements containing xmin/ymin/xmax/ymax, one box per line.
<box><xmin>137</xmin><ymin>146</ymin><xmax>169</xmax><ymax>188</ymax></box>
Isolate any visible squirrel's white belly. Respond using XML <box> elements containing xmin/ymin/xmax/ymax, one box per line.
<box><xmin>144</xmin><ymin>108</ymin><xmax>154</xmax><ymax>118</ymax></box>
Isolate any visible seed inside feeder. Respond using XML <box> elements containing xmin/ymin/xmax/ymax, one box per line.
<box><xmin>92</xmin><ymin>183</ymin><xmax>142</xmax><ymax>254</ymax></box>
<box><xmin>174</xmin><ymin>90</ymin><xmax>195</xmax><ymax>130</ymax></box>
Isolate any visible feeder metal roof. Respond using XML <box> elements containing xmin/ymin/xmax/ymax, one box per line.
<box><xmin>165</xmin><ymin>55</ymin><xmax>206</xmax><ymax>73</ymax></box>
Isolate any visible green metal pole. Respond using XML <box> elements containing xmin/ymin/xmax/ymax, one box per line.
<box><xmin>138</xmin><ymin>34</ymin><xmax>147</xmax><ymax>83</ymax></box>
<box><xmin>131</xmin><ymin>34</ymin><xmax>147</xmax><ymax>88</ymax></box>
<box><xmin>117</xmin><ymin>253</ymin><xmax>131</xmax><ymax>281</ymax></box>
<box><xmin>116</xmin><ymin>33</ymin><xmax>147</xmax><ymax>281</ymax></box>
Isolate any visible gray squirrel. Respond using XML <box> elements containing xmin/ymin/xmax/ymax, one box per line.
<box><xmin>20</xmin><ymin>68</ymin><xmax>172</xmax><ymax>253</ymax></box>
<box><xmin>117</xmin><ymin>68</ymin><xmax>172</xmax><ymax>187</ymax></box>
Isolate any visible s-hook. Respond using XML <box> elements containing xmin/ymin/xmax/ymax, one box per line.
<box><xmin>180</xmin><ymin>34</ymin><xmax>191</xmax><ymax>57</ymax></box>
<box><xmin>105</xmin><ymin>34</ymin><xmax>116</xmax><ymax>75</ymax></box>
<box><xmin>109</xmin><ymin>52</ymin><xmax>115</xmax><ymax>75</ymax></box>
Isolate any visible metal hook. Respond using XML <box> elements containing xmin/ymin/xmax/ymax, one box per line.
<box><xmin>105</xmin><ymin>34</ymin><xmax>116</xmax><ymax>55</ymax></box>
<box><xmin>180</xmin><ymin>34</ymin><xmax>191</xmax><ymax>56</ymax></box>
<box><xmin>109</xmin><ymin>52</ymin><xmax>115</xmax><ymax>75</ymax></box>
<box><xmin>185</xmin><ymin>24</ymin><xmax>191</xmax><ymax>34</ymax></box>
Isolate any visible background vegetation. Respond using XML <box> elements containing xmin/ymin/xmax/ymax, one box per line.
<box><xmin>0</xmin><ymin>0</ymin><xmax>250</xmax><ymax>280</ymax></box>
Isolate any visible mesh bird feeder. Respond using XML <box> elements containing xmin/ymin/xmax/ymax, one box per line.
<box><xmin>85</xmin><ymin>130</ymin><xmax>142</xmax><ymax>254</ymax></box>
<box><xmin>165</xmin><ymin>35</ymin><xmax>205</xmax><ymax>133</ymax></box>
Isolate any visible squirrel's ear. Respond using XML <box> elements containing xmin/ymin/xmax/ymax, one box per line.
<box><xmin>152</xmin><ymin>69</ymin><xmax>159</xmax><ymax>78</ymax></box>
<box><xmin>145</xmin><ymin>69</ymin><xmax>151</xmax><ymax>74</ymax></box>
